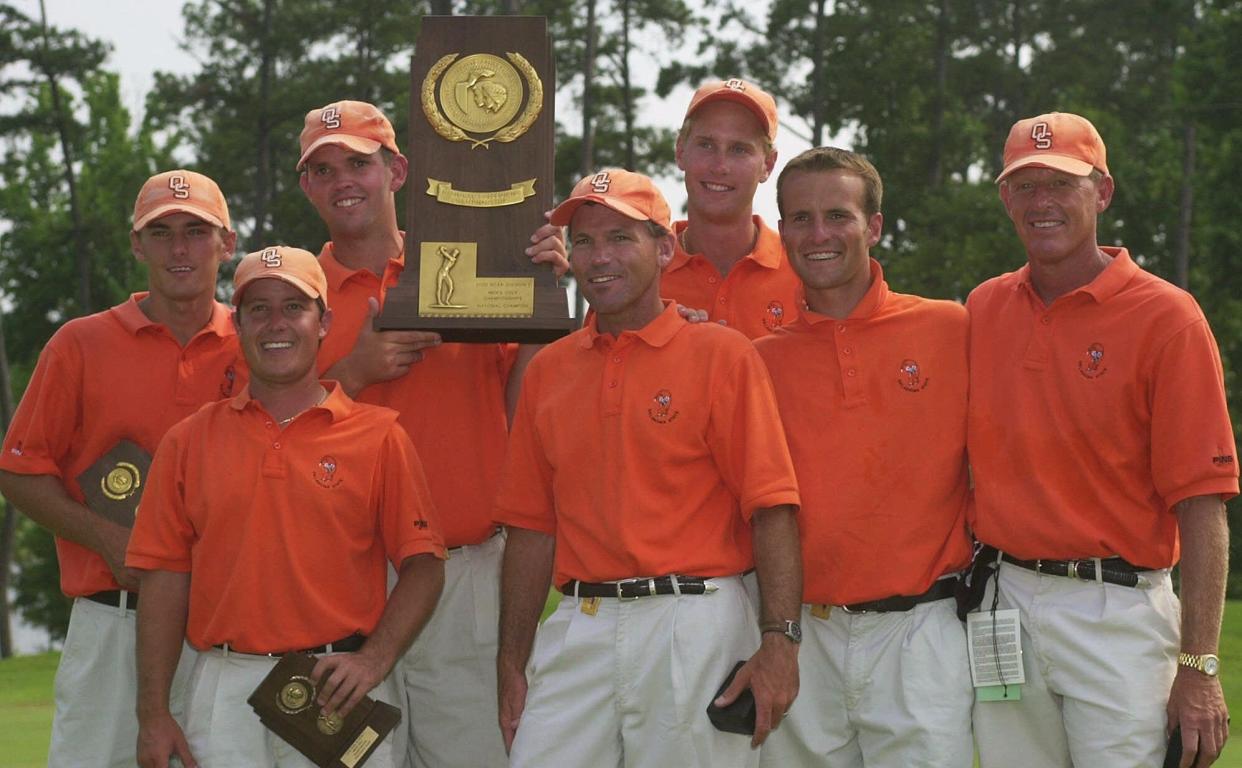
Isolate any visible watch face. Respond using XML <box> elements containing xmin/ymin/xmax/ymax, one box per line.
<box><xmin>1204</xmin><ymin>657</ymin><xmax>1220</xmax><ymax>676</ymax></box>
<box><xmin>788</xmin><ymin>621</ymin><xmax>802</xmax><ymax>643</ymax></box>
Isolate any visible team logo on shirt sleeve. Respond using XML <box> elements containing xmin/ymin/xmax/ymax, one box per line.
<box><xmin>898</xmin><ymin>359</ymin><xmax>929</xmax><ymax>392</ymax></box>
<box><xmin>313</xmin><ymin>455</ymin><xmax>343</xmax><ymax>488</ymax></box>
<box><xmin>762</xmin><ymin>300</ymin><xmax>786</xmax><ymax>331</ymax></box>
<box><xmin>1077</xmin><ymin>343</ymin><xmax>1108</xmax><ymax>379</ymax></box>
<box><xmin>648</xmin><ymin>389</ymin><xmax>679</xmax><ymax>423</ymax></box>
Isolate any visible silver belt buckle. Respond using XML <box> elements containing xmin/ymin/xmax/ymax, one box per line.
<box><xmin>1064</xmin><ymin>560</ymin><xmax>1082</xmax><ymax>580</ymax></box>
<box><xmin>616</xmin><ymin>578</ymin><xmax>641</xmax><ymax>601</ymax></box>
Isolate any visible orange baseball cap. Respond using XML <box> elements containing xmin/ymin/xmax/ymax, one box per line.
<box><xmin>232</xmin><ymin>246</ymin><xmax>328</xmax><ymax>306</ymax></box>
<box><xmin>996</xmin><ymin>112</ymin><xmax>1109</xmax><ymax>183</ymax></box>
<box><xmin>297</xmin><ymin>100</ymin><xmax>400</xmax><ymax>170</ymax></box>
<box><xmin>685</xmin><ymin>78</ymin><xmax>779</xmax><ymax>143</ymax></box>
<box><xmin>549</xmin><ymin>169</ymin><xmax>672</xmax><ymax>230</ymax></box>
<box><xmin>132</xmin><ymin>170</ymin><xmax>230</xmax><ymax>232</ymax></box>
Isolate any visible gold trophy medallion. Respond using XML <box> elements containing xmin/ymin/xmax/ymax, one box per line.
<box><xmin>317</xmin><ymin>710</ymin><xmax>345</xmax><ymax>736</ymax></box>
<box><xmin>422</xmin><ymin>51</ymin><xmax>543</xmax><ymax>149</ymax></box>
<box><xmin>278</xmin><ymin>676</ymin><xmax>315</xmax><ymax>715</ymax></box>
<box><xmin>101</xmin><ymin>461</ymin><xmax>141</xmax><ymax>501</ymax></box>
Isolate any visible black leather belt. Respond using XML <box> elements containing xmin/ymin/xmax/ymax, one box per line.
<box><xmin>84</xmin><ymin>590</ymin><xmax>138</xmax><ymax>610</ymax></box>
<box><xmin>1001</xmin><ymin>553</ymin><xmax>1152</xmax><ymax>588</ymax></box>
<box><xmin>841</xmin><ymin>576</ymin><xmax>959</xmax><ymax>614</ymax></box>
<box><xmin>213</xmin><ymin>633</ymin><xmax>366</xmax><ymax>657</ymax></box>
<box><xmin>561</xmin><ymin>576</ymin><xmax>716</xmax><ymax>600</ymax></box>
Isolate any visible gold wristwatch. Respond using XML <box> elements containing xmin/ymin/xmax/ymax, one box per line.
<box><xmin>1177</xmin><ymin>652</ymin><xmax>1221</xmax><ymax>677</ymax></box>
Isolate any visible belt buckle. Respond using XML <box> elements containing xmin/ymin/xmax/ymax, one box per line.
<box><xmin>1064</xmin><ymin>560</ymin><xmax>1082</xmax><ymax>580</ymax></box>
<box><xmin>839</xmin><ymin>604</ymin><xmax>866</xmax><ymax>614</ymax></box>
<box><xmin>615</xmin><ymin>578</ymin><xmax>645</xmax><ymax>601</ymax></box>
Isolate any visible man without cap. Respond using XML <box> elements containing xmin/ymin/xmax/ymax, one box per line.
<box><xmin>495</xmin><ymin>168</ymin><xmax>803</xmax><ymax>768</ymax></box>
<box><xmin>754</xmin><ymin>147</ymin><xmax>974</xmax><ymax>767</ymax></box>
<box><xmin>967</xmin><ymin>112</ymin><xmax>1238</xmax><ymax>766</ymax></box>
<box><xmin>665</xmin><ymin>78</ymin><xmax>802</xmax><ymax>338</ymax></box>
<box><xmin>295</xmin><ymin>99</ymin><xmax>568</xmax><ymax>768</ymax></box>
<box><xmin>0</xmin><ymin>170</ymin><xmax>241</xmax><ymax>768</ymax></box>
<box><xmin>127</xmin><ymin>246</ymin><xmax>446</xmax><ymax>768</ymax></box>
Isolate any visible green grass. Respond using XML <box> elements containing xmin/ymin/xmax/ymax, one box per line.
<box><xmin>2</xmin><ymin>599</ymin><xmax>1241</xmax><ymax>766</ymax></box>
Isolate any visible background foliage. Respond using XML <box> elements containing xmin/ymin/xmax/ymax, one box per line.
<box><xmin>1</xmin><ymin>0</ymin><xmax>1240</xmax><ymax>644</ymax></box>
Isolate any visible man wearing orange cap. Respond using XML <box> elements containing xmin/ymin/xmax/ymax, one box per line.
<box><xmin>967</xmin><ymin>112</ymin><xmax>1237</xmax><ymax>766</ymax></box>
<box><xmin>0</xmin><ymin>170</ymin><xmax>242</xmax><ymax>767</ymax></box>
<box><xmin>665</xmin><ymin>78</ymin><xmax>801</xmax><ymax>338</ymax></box>
<box><xmin>127</xmin><ymin>246</ymin><xmax>446</xmax><ymax>768</ymax></box>
<box><xmin>755</xmin><ymin>147</ymin><xmax>973</xmax><ymax>766</ymax></box>
<box><xmin>295</xmin><ymin>99</ymin><xmax>567</xmax><ymax>768</ymax></box>
<box><xmin>495</xmin><ymin>168</ymin><xmax>802</xmax><ymax>768</ymax></box>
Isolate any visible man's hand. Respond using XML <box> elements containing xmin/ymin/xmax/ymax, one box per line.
<box><xmin>497</xmin><ymin>663</ymin><xmax>529</xmax><ymax>754</ymax></box>
<box><xmin>331</xmin><ymin>297</ymin><xmax>441</xmax><ymax>394</ymax></box>
<box><xmin>527</xmin><ymin>213</ymin><xmax>570</xmax><ymax>278</ymax></box>
<box><xmin>136</xmin><ymin>710</ymin><xmax>196</xmax><ymax>768</ymax></box>
<box><xmin>713</xmin><ymin>633</ymin><xmax>799</xmax><ymax>747</ymax></box>
<box><xmin>97</xmin><ymin>521</ymin><xmax>140</xmax><ymax>591</ymax></box>
<box><xmin>311</xmin><ymin>649</ymin><xmax>387</xmax><ymax>719</ymax></box>
<box><xmin>1168</xmin><ymin>666</ymin><xmax>1229</xmax><ymax>767</ymax></box>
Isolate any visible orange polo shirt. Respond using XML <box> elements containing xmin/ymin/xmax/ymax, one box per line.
<box><xmin>315</xmin><ymin>242</ymin><xmax>514</xmax><ymax>547</ymax></box>
<box><xmin>126</xmin><ymin>383</ymin><xmax>445</xmax><ymax>652</ymax></box>
<box><xmin>756</xmin><ymin>260</ymin><xmax>972</xmax><ymax>605</ymax></box>
<box><xmin>968</xmin><ymin>247</ymin><xmax>1238</xmax><ymax>567</ymax></box>
<box><xmin>0</xmin><ymin>295</ymin><xmax>244</xmax><ymax>597</ymax></box>
<box><xmin>660</xmin><ymin>216</ymin><xmax>802</xmax><ymax>338</ymax></box>
<box><xmin>495</xmin><ymin>301</ymin><xmax>800</xmax><ymax>586</ymax></box>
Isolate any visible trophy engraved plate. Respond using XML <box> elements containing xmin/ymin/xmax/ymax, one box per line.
<box><xmin>75</xmin><ymin>440</ymin><xmax>151</xmax><ymax>528</ymax></box>
<box><xmin>248</xmin><ymin>653</ymin><xmax>401</xmax><ymax>768</ymax></box>
<box><xmin>377</xmin><ymin>15</ymin><xmax>575</xmax><ymax>343</ymax></box>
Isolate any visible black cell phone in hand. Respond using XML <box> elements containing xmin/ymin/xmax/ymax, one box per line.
<box><xmin>1164</xmin><ymin>726</ymin><xmax>1184</xmax><ymax>768</ymax></box>
<box><xmin>706</xmin><ymin>660</ymin><xmax>756</xmax><ymax>735</ymax></box>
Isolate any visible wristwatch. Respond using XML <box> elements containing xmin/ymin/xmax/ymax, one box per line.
<box><xmin>1177</xmin><ymin>652</ymin><xmax>1221</xmax><ymax>677</ymax></box>
<box><xmin>759</xmin><ymin>619</ymin><xmax>802</xmax><ymax>645</ymax></box>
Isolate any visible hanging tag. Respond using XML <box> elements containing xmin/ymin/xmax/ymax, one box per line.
<box><xmin>810</xmin><ymin>604</ymin><xmax>832</xmax><ymax>620</ymax></box>
<box><xmin>579</xmin><ymin>597</ymin><xmax>601</xmax><ymax>616</ymax></box>
<box><xmin>967</xmin><ymin>608</ymin><xmax>1025</xmax><ymax>701</ymax></box>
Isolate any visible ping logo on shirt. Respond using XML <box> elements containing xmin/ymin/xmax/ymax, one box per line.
<box><xmin>648</xmin><ymin>389</ymin><xmax>679</xmax><ymax>423</ymax></box>
<box><xmin>1212</xmin><ymin>454</ymin><xmax>1235</xmax><ymax>466</ymax></box>
<box><xmin>590</xmin><ymin>171</ymin><xmax>611</xmax><ymax>193</ymax></box>
<box><xmin>314</xmin><ymin>455</ymin><xmax>342</xmax><ymax>488</ymax></box>
<box><xmin>321</xmin><ymin>106</ymin><xmax>342</xmax><ymax>130</ymax></box>
<box><xmin>763</xmin><ymin>300</ymin><xmax>786</xmax><ymax>331</ymax></box>
<box><xmin>898</xmin><ymin>359</ymin><xmax>929</xmax><ymax>392</ymax></box>
<box><xmin>168</xmin><ymin>174</ymin><xmax>190</xmax><ymax>200</ymax></box>
<box><xmin>1077</xmin><ymin>343</ymin><xmax>1107</xmax><ymax>379</ymax></box>
<box><xmin>1030</xmin><ymin>122</ymin><xmax>1053</xmax><ymax>150</ymax></box>
<box><xmin>725</xmin><ymin>78</ymin><xmax>746</xmax><ymax>92</ymax></box>
<box><xmin>260</xmin><ymin>248</ymin><xmax>282</xmax><ymax>268</ymax></box>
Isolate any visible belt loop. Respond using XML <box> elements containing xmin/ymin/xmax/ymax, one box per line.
<box><xmin>993</xmin><ymin>549</ymin><xmax>1004</xmax><ymax>566</ymax></box>
<box><xmin>118</xmin><ymin>589</ymin><xmax>130</xmax><ymax>617</ymax></box>
<box><xmin>222</xmin><ymin>643</ymin><xmax>231</xmax><ymax>658</ymax></box>
<box><xmin>1092</xmin><ymin>557</ymin><xmax>1103</xmax><ymax>585</ymax></box>
<box><xmin>670</xmin><ymin>574</ymin><xmax>682</xmax><ymax>596</ymax></box>
<box><xmin>573</xmin><ymin>580</ymin><xmax>581</xmax><ymax>604</ymax></box>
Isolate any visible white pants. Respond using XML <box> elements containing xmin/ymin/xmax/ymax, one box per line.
<box><xmin>48</xmin><ymin>595</ymin><xmax>195</xmax><ymax>768</ymax></box>
<box><xmin>761</xmin><ymin>598</ymin><xmax>973</xmax><ymax>768</ymax></box>
<box><xmin>974</xmin><ymin>562</ymin><xmax>1180</xmax><ymax>767</ymax></box>
<box><xmin>510</xmin><ymin>575</ymin><xmax>760</xmax><ymax>768</ymax></box>
<box><xmin>184</xmin><ymin>649</ymin><xmax>397</xmax><ymax>767</ymax></box>
<box><xmin>394</xmin><ymin>531</ymin><xmax>507</xmax><ymax>768</ymax></box>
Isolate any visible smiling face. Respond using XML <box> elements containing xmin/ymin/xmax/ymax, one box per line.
<box><xmin>779</xmin><ymin>169</ymin><xmax>881</xmax><ymax>315</ymax></box>
<box><xmin>999</xmin><ymin>166</ymin><xmax>1113</xmax><ymax>270</ymax></box>
<box><xmin>569</xmin><ymin>203</ymin><xmax>674</xmax><ymax>336</ymax></box>
<box><xmin>299</xmin><ymin>144</ymin><xmax>408</xmax><ymax>239</ymax></box>
<box><xmin>675</xmin><ymin>101</ymin><xmax>776</xmax><ymax>224</ymax></box>
<box><xmin>233</xmin><ymin>278</ymin><xmax>331</xmax><ymax>389</ymax></box>
<box><xmin>131</xmin><ymin>212</ymin><xmax>235</xmax><ymax>304</ymax></box>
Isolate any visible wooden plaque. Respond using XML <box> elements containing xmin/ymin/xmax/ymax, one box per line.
<box><xmin>377</xmin><ymin>15</ymin><xmax>575</xmax><ymax>343</ymax></box>
<box><xmin>75</xmin><ymin>440</ymin><xmax>151</xmax><ymax>529</ymax></box>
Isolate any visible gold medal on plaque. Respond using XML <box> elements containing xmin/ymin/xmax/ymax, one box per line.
<box><xmin>102</xmin><ymin>461</ymin><xmax>141</xmax><ymax>501</ymax></box>
<box><xmin>278</xmin><ymin>676</ymin><xmax>315</xmax><ymax>715</ymax></box>
<box><xmin>422</xmin><ymin>52</ymin><xmax>542</xmax><ymax>151</ymax></box>
<box><xmin>317</xmin><ymin>710</ymin><xmax>345</xmax><ymax>736</ymax></box>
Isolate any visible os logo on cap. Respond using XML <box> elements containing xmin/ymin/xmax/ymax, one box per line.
<box><xmin>1030</xmin><ymin>122</ymin><xmax>1053</xmax><ymax>150</ymax></box>
<box><xmin>260</xmin><ymin>247</ymin><xmax>282</xmax><ymax>268</ymax></box>
<box><xmin>725</xmin><ymin>78</ymin><xmax>746</xmax><ymax>92</ymax></box>
<box><xmin>321</xmin><ymin>106</ymin><xmax>342</xmax><ymax>130</ymax></box>
<box><xmin>590</xmin><ymin>171</ymin><xmax>612</xmax><ymax>193</ymax></box>
<box><xmin>168</xmin><ymin>174</ymin><xmax>190</xmax><ymax>200</ymax></box>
